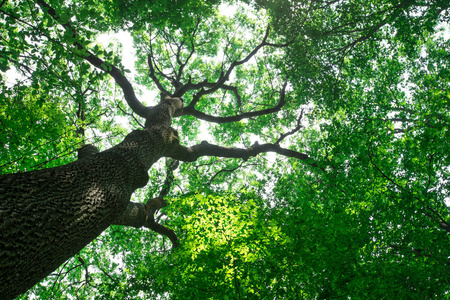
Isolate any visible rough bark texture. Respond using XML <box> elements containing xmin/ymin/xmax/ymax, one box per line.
<box><xmin>0</xmin><ymin>125</ymin><xmax>180</xmax><ymax>299</ymax></box>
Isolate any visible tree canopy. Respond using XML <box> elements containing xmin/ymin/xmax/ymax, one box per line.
<box><xmin>1</xmin><ymin>0</ymin><xmax>449</xmax><ymax>299</ymax></box>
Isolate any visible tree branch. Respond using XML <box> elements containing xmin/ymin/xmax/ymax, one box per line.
<box><xmin>184</xmin><ymin>25</ymin><xmax>294</xmax><ymax>108</ymax></box>
<box><xmin>368</xmin><ymin>133</ymin><xmax>450</xmax><ymax>233</ymax></box>
<box><xmin>112</xmin><ymin>158</ymin><xmax>180</xmax><ymax>247</ymax></box>
<box><xmin>116</xmin><ymin>104</ymin><xmax>145</xmax><ymax>128</ymax></box>
<box><xmin>75</xmin><ymin>129</ymin><xmax>181</xmax><ymax>246</ymax></box>
<box><xmin>167</xmin><ymin>140</ymin><xmax>309</xmax><ymax>162</ymax></box>
<box><xmin>181</xmin><ymin>81</ymin><xmax>287</xmax><ymax>123</ymax></box>
<box><xmin>147</xmin><ymin>42</ymin><xmax>171</xmax><ymax>96</ymax></box>
<box><xmin>275</xmin><ymin>109</ymin><xmax>304</xmax><ymax>144</ymax></box>
<box><xmin>36</xmin><ymin>0</ymin><xmax>149</xmax><ymax>118</ymax></box>
<box><xmin>174</xmin><ymin>18</ymin><xmax>200</xmax><ymax>85</ymax></box>
<box><xmin>207</xmin><ymin>162</ymin><xmax>259</xmax><ymax>185</ymax></box>
<box><xmin>147</xmin><ymin>22</ymin><xmax>294</xmax><ymax>105</ymax></box>
<box><xmin>111</xmin><ymin>199</ymin><xmax>179</xmax><ymax>247</ymax></box>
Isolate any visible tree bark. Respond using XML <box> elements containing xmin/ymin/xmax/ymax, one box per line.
<box><xmin>0</xmin><ymin>125</ymin><xmax>180</xmax><ymax>299</ymax></box>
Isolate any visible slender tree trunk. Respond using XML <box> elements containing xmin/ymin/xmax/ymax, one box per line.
<box><xmin>0</xmin><ymin>125</ymin><xmax>179</xmax><ymax>299</ymax></box>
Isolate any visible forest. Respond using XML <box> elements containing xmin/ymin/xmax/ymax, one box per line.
<box><xmin>0</xmin><ymin>0</ymin><xmax>449</xmax><ymax>299</ymax></box>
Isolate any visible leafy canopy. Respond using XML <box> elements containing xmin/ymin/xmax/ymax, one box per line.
<box><xmin>1</xmin><ymin>0</ymin><xmax>449</xmax><ymax>299</ymax></box>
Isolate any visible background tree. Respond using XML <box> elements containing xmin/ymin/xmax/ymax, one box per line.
<box><xmin>1</xmin><ymin>0</ymin><xmax>449</xmax><ymax>299</ymax></box>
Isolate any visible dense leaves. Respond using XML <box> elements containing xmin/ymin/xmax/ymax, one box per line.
<box><xmin>1</xmin><ymin>0</ymin><xmax>449</xmax><ymax>299</ymax></box>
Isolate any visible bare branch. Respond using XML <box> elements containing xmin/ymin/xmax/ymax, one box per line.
<box><xmin>36</xmin><ymin>0</ymin><xmax>149</xmax><ymax>118</ymax></box>
<box><xmin>97</xmin><ymin>265</ymin><xmax>118</xmax><ymax>284</ymax></box>
<box><xmin>174</xmin><ymin>17</ymin><xmax>200</xmax><ymax>85</ymax></box>
<box><xmin>111</xmin><ymin>200</ymin><xmax>179</xmax><ymax>247</ymax></box>
<box><xmin>147</xmin><ymin>52</ymin><xmax>170</xmax><ymax>96</ymax></box>
<box><xmin>207</xmin><ymin>162</ymin><xmax>259</xmax><ymax>185</ymax></box>
<box><xmin>185</xmin><ymin>26</ymin><xmax>273</xmax><ymax>108</ymax></box>
<box><xmin>116</xmin><ymin>104</ymin><xmax>145</xmax><ymax>128</ymax></box>
<box><xmin>275</xmin><ymin>109</ymin><xmax>304</xmax><ymax>144</ymax></box>
<box><xmin>167</xmin><ymin>140</ymin><xmax>309</xmax><ymax>162</ymax></box>
<box><xmin>181</xmin><ymin>81</ymin><xmax>288</xmax><ymax>123</ymax></box>
<box><xmin>170</xmin><ymin>23</ymin><xmax>294</xmax><ymax>104</ymax></box>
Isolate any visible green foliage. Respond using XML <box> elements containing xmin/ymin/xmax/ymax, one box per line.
<box><xmin>2</xmin><ymin>0</ymin><xmax>450</xmax><ymax>299</ymax></box>
<box><xmin>157</xmin><ymin>193</ymin><xmax>287</xmax><ymax>299</ymax></box>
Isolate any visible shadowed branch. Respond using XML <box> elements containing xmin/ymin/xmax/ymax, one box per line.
<box><xmin>147</xmin><ymin>21</ymin><xmax>295</xmax><ymax>122</ymax></box>
<box><xmin>181</xmin><ymin>81</ymin><xmax>288</xmax><ymax>123</ymax></box>
<box><xmin>112</xmin><ymin>159</ymin><xmax>180</xmax><ymax>247</ymax></box>
<box><xmin>275</xmin><ymin>109</ymin><xmax>304</xmax><ymax>144</ymax></box>
<box><xmin>167</xmin><ymin>140</ymin><xmax>309</xmax><ymax>162</ymax></box>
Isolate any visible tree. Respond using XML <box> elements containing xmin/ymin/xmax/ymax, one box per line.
<box><xmin>1</xmin><ymin>0</ymin><xmax>449</xmax><ymax>299</ymax></box>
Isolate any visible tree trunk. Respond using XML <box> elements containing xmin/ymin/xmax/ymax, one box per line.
<box><xmin>0</xmin><ymin>125</ymin><xmax>179</xmax><ymax>299</ymax></box>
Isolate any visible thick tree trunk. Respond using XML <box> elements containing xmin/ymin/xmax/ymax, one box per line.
<box><xmin>0</xmin><ymin>125</ymin><xmax>179</xmax><ymax>299</ymax></box>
